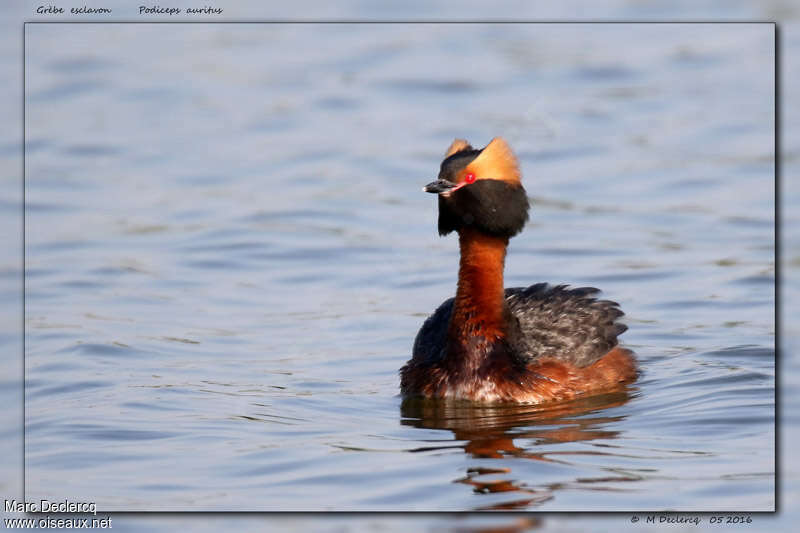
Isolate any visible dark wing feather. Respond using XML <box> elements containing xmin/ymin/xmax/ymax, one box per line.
<box><xmin>412</xmin><ymin>284</ymin><xmax>627</xmax><ymax>367</ymax></box>
<box><xmin>412</xmin><ymin>297</ymin><xmax>454</xmax><ymax>364</ymax></box>
<box><xmin>506</xmin><ymin>284</ymin><xmax>626</xmax><ymax>367</ymax></box>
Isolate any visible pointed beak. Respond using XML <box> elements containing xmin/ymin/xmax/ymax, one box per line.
<box><xmin>423</xmin><ymin>179</ymin><xmax>457</xmax><ymax>194</ymax></box>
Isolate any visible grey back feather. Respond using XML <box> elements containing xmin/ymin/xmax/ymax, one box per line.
<box><xmin>412</xmin><ymin>283</ymin><xmax>627</xmax><ymax>368</ymax></box>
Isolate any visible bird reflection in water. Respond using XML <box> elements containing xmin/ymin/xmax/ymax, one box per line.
<box><xmin>400</xmin><ymin>389</ymin><xmax>634</xmax><ymax>510</ymax></box>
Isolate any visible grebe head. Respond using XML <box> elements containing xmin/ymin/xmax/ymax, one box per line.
<box><xmin>424</xmin><ymin>137</ymin><xmax>530</xmax><ymax>238</ymax></box>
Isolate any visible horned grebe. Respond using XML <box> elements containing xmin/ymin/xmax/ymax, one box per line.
<box><xmin>400</xmin><ymin>137</ymin><xmax>637</xmax><ymax>404</ymax></box>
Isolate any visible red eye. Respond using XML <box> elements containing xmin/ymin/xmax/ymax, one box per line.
<box><xmin>464</xmin><ymin>173</ymin><xmax>476</xmax><ymax>184</ymax></box>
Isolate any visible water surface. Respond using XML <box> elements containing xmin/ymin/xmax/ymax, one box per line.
<box><xmin>23</xmin><ymin>23</ymin><xmax>774</xmax><ymax>511</ymax></box>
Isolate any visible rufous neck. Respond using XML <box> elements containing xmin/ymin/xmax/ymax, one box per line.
<box><xmin>449</xmin><ymin>229</ymin><xmax>509</xmax><ymax>339</ymax></box>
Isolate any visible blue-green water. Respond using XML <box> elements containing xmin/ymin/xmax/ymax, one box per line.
<box><xmin>1</xmin><ymin>3</ymin><xmax>792</xmax><ymax>529</ymax></box>
<box><xmin>19</xmin><ymin>22</ymin><xmax>774</xmax><ymax>512</ymax></box>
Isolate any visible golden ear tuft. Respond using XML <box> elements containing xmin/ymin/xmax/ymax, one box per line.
<box><xmin>467</xmin><ymin>137</ymin><xmax>521</xmax><ymax>184</ymax></box>
<box><xmin>444</xmin><ymin>138</ymin><xmax>473</xmax><ymax>158</ymax></box>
